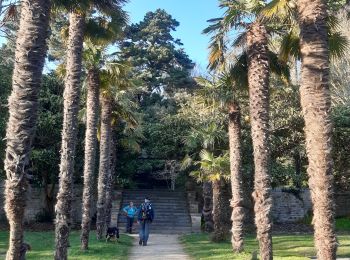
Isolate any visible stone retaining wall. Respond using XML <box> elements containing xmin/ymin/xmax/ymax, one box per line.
<box><xmin>187</xmin><ymin>187</ymin><xmax>350</xmax><ymax>224</ymax></box>
<box><xmin>1</xmin><ymin>182</ymin><xmax>349</xmax><ymax>224</ymax></box>
<box><xmin>271</xmin><ymin>188</ymin><xmax>312</xmax><ymax>223</ymax></box>
<box><xmin>0</xmin><ymin>183</ymin><xmax>90</xmax><ymax>224</ymax></box>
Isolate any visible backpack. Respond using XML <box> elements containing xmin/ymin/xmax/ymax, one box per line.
<box><xmin>140</xmin><ymin>202</ymin><xmax>152</xmax><ymax>220</ymax></box>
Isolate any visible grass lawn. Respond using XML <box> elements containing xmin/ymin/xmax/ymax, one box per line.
<box><xmin>0</xmin><ymin>231</ymin><xmax>133</xmax><ymax>260</ymax></box>
<box><xmin>181</xmin><ymin>233</ymin><xmax>350</xmax><ymax>260</ymax></box>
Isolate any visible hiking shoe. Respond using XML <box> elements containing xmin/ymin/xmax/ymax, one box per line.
<box><xmin>139</xmin><ymin>239</ymin><xmax>142</xmax><ymax>246</ymax></box>
<box><xmin>143</xmin><ymin>241</ymin><xmax>147</xmax><ymax>246</ymax></box>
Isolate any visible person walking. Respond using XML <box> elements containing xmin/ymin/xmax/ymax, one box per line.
<box><xmin>137</xmin><ymin>197</ymin><xmax>154</xmax><ymax>246</ymax></box>
<box><xmin>123</xmin><ymin>201</ymin><xmax>138</xmax><ymax>234</ymax></box>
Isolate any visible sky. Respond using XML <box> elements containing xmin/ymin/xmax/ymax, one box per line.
<box><xmin>124</xmin><ymin>0</ymin><xmax>223</xmax><ymax>68</ymax></box>
<box><xmin>0</xmin><ymin>1</ymin><xmax>223</xmax><ymax>69</ymax></box>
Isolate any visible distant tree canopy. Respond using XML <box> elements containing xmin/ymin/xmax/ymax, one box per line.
<box><xmin>120</xmin><ymin>9</ymin><xmax>195</xmax><ymax>93</ymax></box>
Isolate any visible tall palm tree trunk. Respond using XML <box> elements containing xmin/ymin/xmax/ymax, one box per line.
<box><xmin>4</xmin><ymin>1</ymin><xmax>51</xmax><ymax>259</ymax></box>
<box><xmin>228</xmin><ymin>102</ymin><xmax>245</xmax><ymax>252</ymax></box>
<box><xmin>211</xmin><ymin>178</ymin><xmax>231</xmax><ymax>242</ymax></box>
<box><xmin>96</xmin><ymin>95</ymin><xmax>112</xmax><ymax>239</ymax></box>
<box><xmin>297</xmin><ymin>1</ymin><xmax>337</xmax><ymax>259</ymax></box>
<box><xmin>80</xmin><ymin>68</ymin><xmax>100</xmax><ymax>250</ymax></box>
<box><xmin>105</xmin><ymin>131</ymin><xmax>117</xmax><ymax>228</ymax></box>
<box><xmin>202</xmin><ymin>181</ymin><xmax>214</xmax><ymax>232</ymax></box>
<box><xmin>54</xmin><ymin>12</ymin><xmax>85</xmax><ymax>260</ymax></box>
<box><xmin>247</xmin><ymin>22</ymin><xmax>273</xmax><ymax>260</ymax></box>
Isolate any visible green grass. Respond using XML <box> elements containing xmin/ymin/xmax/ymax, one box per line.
<box><xmin>336</xmin><ymin>217</ymin><xmax>350</xmax><ymax>231</ymax></box>
<box><xmin>0</xmin><ymin>231</ymin><xmax>133</xmax><ymax>260</ymax></box>
<box><xmin>181</xmin><ymin>233</ymin><xmax>350</xmax><ymax>260</ymax></box>
<box><xmin>300</xmin><ymin>216</ymin><xmax>350</xmax><ymax>232</ymax></box>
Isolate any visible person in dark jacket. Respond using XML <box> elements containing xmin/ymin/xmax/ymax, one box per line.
<box><xmin>137</xmin><ymin>197</ymin><xmax>154</xmax><ymax>246</ymax></box>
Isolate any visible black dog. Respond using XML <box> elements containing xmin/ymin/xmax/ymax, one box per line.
<box><xmin>106</xmin><ymin>227</ymin><xmax>119</xmax><ymax>242</ymax></box>
<box><xmin>19</xmin><ymin>242</ymin><xmax>31</xmax><ymax>260</ymax></box>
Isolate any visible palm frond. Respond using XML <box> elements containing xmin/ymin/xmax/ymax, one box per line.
<box><xmin>231</xmin><ymin>31</ymin><xmax>247</xmax><ymax>48</ymax></box>
<box><xmin>279</xmin><ymin>29</ymin><xmax>300</xmax><ymax>62</ymax></box>
<box><xmin>180</xmin><ymin>154</ymin><xmax>194</xmax><ymax>171</ymax></box>
<box><xmin>269</xmin><ymin>51</ymin><xmax>290</xmax><ymax>83</ymax></box>
<box><xmin>262</xmin><ymin>0</ymin><xmax>295</xmax><ymax>22</ymax></box>
<box><xmin>228</xmin><ymin>52</ymin><xmax>248</xmax><ymax>89</ymax></box>
<box><xmin>329</xmin><ymin>31</ymin><xmax>349</xmax><ymax>59</ymax></box>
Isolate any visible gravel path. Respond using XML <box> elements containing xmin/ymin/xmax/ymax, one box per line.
<box><xmin>128</xmin><ymin>234</ymin><xmax>191</xmax><ymax>260</ymax></box>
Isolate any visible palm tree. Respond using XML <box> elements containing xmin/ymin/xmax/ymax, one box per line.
<box><xmin>194</xmin><ymin>75</ymin><xmax>246</xmax><ymax>250</ymax></box>
<box><xmin>202</xmin><ymin>181</ymin><xmax>214</xmax><ymax>232</ymax></box>
<box><xmin>228</xmin><ymin>101</ymin><xmax>244</xmax><ymax>252</ymax></box>
<box><xmin>105</xmin><ymin>97</ymin><xmax>139</xmax><ymax>227</ymax></box>
<box><xmin>54</xmin><ymin>1</ymin><xmax>128</xmax><ymax>255</ymax></box>
<box><xmin>261</xmin><ymin>1</ymin><xmax>348</xmax><ymax>258</ymax></box>
<box><xmin>80</xmin><ymin>20</ymin><xmax>127</xmax><ymax>248</ymax></box>
<box><xmin>3</xmin><ymin>1</ymin><xmax>51</xmax><ymax>259</ymax></box>
<box><xmin>203</xmin><ymin>1</ymin><xmax>287</xmax><ymax>257</ymax></box>
<box><xmin>96</xmin><ymin>61</ymin><xmax>134</xmax><ymax>239</ymax></box>
<box><xmin>96</xmin><ymin>92</ymin><xmax>113</xmax><ymax>239</ymax></box>
<box><xmin>54</xmin><ymin>10</ymin><xmax>86</xmax><ymax>259</ymax></box>
<box><xmin>190</xmin><ymin>150</ymin><xmax>231</xmax><ymax>241</ymax></box>
<box><xmin>181</xmin><ymin>84</ymin><xmax>231</xmax><ymax>240</ymax></box>
<box><xmin>105</xmin><ymin>130</ymin><xmax>117</xmax><ymax>228</ymax></box>
<box><xmin>80</xmin><ymin>64</ymin><xmax>100</xmax><ymax>250</ymax></box>
<box><xmin>246</xmin><ymin>21</ymin><xmax>273</xmax><ymax>259</ymax></box>
<box><xmin>297</xmin><ymin>1</ymin><xmax>337</xmax><ymax>258</ymax></box>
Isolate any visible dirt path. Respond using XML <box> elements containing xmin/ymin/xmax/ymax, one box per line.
<box><xmin>128</xmin><ymin>234</ymin><xmax>191</xmax><ymax>260</ymax></box>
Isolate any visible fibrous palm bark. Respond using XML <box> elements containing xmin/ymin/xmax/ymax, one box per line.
<box><xmin>105</xmin><ymin>132</ymin><xmax>117</xmax><ymax>228</ymax></box>
<box><xmin>80</xmin><ymin>68</ymin><xmax>100</xmax><ymax>250</ymax></box>
<box><xmin>228</xmin><ymin>102</ymin><xmax>245</xmax><ymax>252</ymax></box>
<box><xmin>54</xmin><ymin>12</ymin><xmax>85</xmax><ymax>260</ymax></box>
<box><xmin>4</xmin><ymin>1</ymin><xmax>51</xmax><ymax>259</ymax></box>
<box><xmin>247</xmin><ymin>21</ymin><xmax>273</xmax><ymax>260</ymax></box>
<box><xmin>202</xmin><ymin>181</ymin><xmax>214</xmax><ymax>232</ymax></box>
<box><xmin>211</xmin><ymin>178</ymin><xmax>231</xmax><ymax>242</ymax></box>
<box><xmin>96</xmin><ymin>95</ymin><xmax>112</xmax><ymax>239</ymax></box>
<box><xmin>297</xmin><ymin>1</ymin><xmax>337</xmax><ymax>259</ymax></box>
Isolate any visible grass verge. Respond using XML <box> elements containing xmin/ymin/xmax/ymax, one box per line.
<box><xmin>181</xmin><ymin>233</ymin><xmax>350</xmax><ymax>260</ymax></box>
<box><xmin>0</xmin><ymin>231</ymin><xmax>133</xmax><ymax>260</ymax></box>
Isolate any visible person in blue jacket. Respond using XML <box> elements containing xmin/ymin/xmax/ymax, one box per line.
<box><xmin>123</xmin><ymin>201</ymin><xmax>138</xmax><ymax>234</ymax></box>
<box><xmin>137</xmin><ymin>197</ymin><xmax>154</xmax><ymax>246</ymax></box>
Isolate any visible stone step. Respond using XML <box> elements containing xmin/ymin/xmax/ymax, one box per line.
<box><xmin>118</xmin><ymin>219</ymin><xmax>192</xmax><ymax>223</ymax></box>
<box><xmin>123</xmin><ymin>189</ymin><xmax>185</xmax><ymax>193</ymax></box>
<box><xmin>118</xmin><ymin>220</ymin><xmax>191</xmax><ymax>225</ymax></box>
<box><xmin>119</xmin><ymin>227</ymin><xmax>192</xmax><ymax>231</ymax></box>
<box><xmin>118</xmin><ymin>189</ymin><xmax>192</xmax><ymax>234</ymax></box>
<box><xmin>123</xmin><ymin>201</ymin><xmax>187</xmax><ymax>204</ymax></box>
<box><xmin>125</xmin><ymin>210</ymin><xmax>189</xmax><ymax>213</ymax></box>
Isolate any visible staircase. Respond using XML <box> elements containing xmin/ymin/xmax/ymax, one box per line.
<box><xmin>117</xmin><ymin>189</ymin><xmax>192</xmax><ymax>234</ymax></box>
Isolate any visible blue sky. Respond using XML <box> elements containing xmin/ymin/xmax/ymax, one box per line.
<box><xmin>124</xmin><ymin>0</ymin><xmax>223</xmax><ymax>68</ymax></box>
<box><xmin>0</xmin><ymin>1</ymin><xmax>223</xmax><ymax>68</ymax></box>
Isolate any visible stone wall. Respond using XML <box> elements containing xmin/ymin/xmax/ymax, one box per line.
<box><xmin>187</xmin><ymin>187</ymin><xmax>350</xmax><ymax>224</ymax></box>
<box><xmin>1</xmin><ymin>183</ymin><xmax>349</xmax><ymax>225</ymax></box>
<box><xmin>0</xmin><ymin>182</ymin><xmax>121</xmax><ymax>225</ymax></box>
<box><xmin>271</xmin><ymin>188</ymin><xmax>312</xmax><ymax>223</ymax></box>
<box><xmin>272</xmin><ymin>188</ymin><xmax>350</xmax><ymax>223</ymax></box>
<box><xmin>335</xmin><ymin>192</ymin><xmax>350</xmax><ymax>217</ymax></box>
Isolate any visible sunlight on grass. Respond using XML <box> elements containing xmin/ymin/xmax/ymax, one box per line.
<box><xmin>181</xmin><ymin>233</ymin><xmax>350</xmax><ymax>260</ymax></box>
<box><xmin>0</xmin><ymin>231</ymin><xmax>133</xmax><ymax>260</ymax></box>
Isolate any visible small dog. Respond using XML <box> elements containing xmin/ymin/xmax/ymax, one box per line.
<box><xmin>19</xmin><ymin>242</ymin><xmax>31</xmax><ymax>260</ymax></box>
<box><xmin>106</xmin><ymin>227</ymin><xmax>119</xmax><ymax>242</ymax></box>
